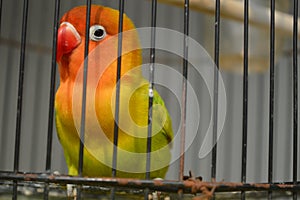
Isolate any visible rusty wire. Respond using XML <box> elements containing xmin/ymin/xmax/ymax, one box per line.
<box><xmin>0</xmin><ymin>171</ymin><xmax>299</xmax><ymax>195</ymax></box>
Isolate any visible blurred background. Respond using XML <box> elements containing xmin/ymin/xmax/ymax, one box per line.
<box><xmin>0</xmin><ymin>0</ymin><xmax>299</xmax><ymax>186</ymax></box>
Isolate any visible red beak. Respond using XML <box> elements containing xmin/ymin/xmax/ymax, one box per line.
<box><xmin>56</xmin><ymin>22</ymin><xmax>81</xmax><ymax>62</ymax></box>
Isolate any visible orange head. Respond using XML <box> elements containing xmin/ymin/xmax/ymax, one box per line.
<box><xmin>56</xmin><ymin>5</ymin><xmax>142</xmax><ymax>83</ymax></box>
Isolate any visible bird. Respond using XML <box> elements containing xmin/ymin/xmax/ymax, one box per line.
<box><xmin>55</xmin><ymin>5</ymin><xmax>174</xmax><ymax>179</ymax></box>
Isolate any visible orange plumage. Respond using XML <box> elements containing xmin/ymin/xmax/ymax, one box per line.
<box><xmin>55</xmin><ymin>5</ymin><xmax>173</xmax><ymax>179</ymax></box>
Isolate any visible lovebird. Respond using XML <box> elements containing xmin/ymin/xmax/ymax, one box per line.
<box><xmin>55</xmin><ymin>5</ymin><xmax>174</xmax><ymax>179</ymax></box>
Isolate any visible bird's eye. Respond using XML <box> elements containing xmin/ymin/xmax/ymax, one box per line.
<box><xmin>90</xmin><ymin>25</ymin><xmax>106</xmax><ymax>41</ymax></box>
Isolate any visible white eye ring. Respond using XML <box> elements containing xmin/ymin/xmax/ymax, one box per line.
<box><xmin>89</xmin><ymin>25</ymin><xmax>106</xmax><ymax>41</ymax></box>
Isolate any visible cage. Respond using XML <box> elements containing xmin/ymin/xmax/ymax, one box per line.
<box><xmin>0</xmin><ymin>0</ymin><xmax>299</xmax><ymax>199</ymax></box>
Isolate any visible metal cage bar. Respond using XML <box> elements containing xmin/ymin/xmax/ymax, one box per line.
<box><xmin>1</xmin><ymin>172</ymin><xmax>300</xmax><ymax>193</ymax></box>
<box><xmin>45</xmin><ymin>0</ymin><xmax>60</xmax><ymax>176</ymax></box>
<box><xmin>144</xmin><ymin>1</ymin><xmax>157</xmax><ymax>199</ymax></box>
<box><xmin>241</xmin><ymin>0</ymin><xmax>249</xmax><ymax>199</ymax></box>
<box><xmin>292</xmin><ymin>0</ymin><xmax>298</xmax><ymax>199</ymax></box>
<box><xmin>111</xmin><ymin>1</ymin><xmax>125</xmax><ymax>199</ymax></box>
<box><xmin>78</xmin><ymin>0</ymin><xmax>92</xmax><ymax>177</ymax></box>
<box><xmin>44</xmin><ymin>0</ymin><xmax>61</xmax><ymax>199</ymax></box>
<box><xmin>76</xmin><ymin>1</ymin><xmax>92</xmax><ymax>199</ymax></box>
<box><xmin>12</xmin><ymin>0</ymin><xmax>29</xmax><ymax>199</ymax></box>
<box><xmin>268</xmin><ymin>0</ymin><xmax>276</xmax><ymax>199</ymax></box>
<box><xmin>0</xmin><ymin>0</ymin><xmax>2</xmax><ymax>34</ymax></box>
<box><xmin>211</xmin><ymin>0</ymin><xmax>220</xmax><ymax>182</ymax></box>
<box><xmin>145</xmin><ymin>0</ymin><xmax>157</xmax><ymax>181</ymax></box>
<box><xmin>179</xmin><ymin>0</ymin><xmax>189</xmax><ymax>181</ymax></box>
<box><xmin>112</xmin><ymin>0</ymin><xmax>125</xmax><ymax>179</ymax></box>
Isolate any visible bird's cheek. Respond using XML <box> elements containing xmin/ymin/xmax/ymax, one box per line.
<box><xmin>56</xmin><ymin>22</ymin><xmax>81</xmax><ymax>62</ymax></box>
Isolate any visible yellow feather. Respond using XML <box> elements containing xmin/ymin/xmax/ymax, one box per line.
<box><xmin>55</xmin><ymin>5</ymin><xmax>173</xmax><ymax>179</ymax></box>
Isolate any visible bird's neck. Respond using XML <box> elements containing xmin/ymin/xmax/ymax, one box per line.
<box><xmin>58</xmin><ymin>50</ymin><xmax>143</xmax><ymax>85</ymax></box>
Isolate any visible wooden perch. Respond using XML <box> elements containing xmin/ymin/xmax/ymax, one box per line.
<box><xmin>157</xmin><ymin>0</ymin><xmax>300</xmax><ymax>37</ymax></box>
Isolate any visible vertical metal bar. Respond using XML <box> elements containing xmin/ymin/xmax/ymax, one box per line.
<box><xmin>292</xmin><ymin>0</ymin><xmax>298</xmax><ymax>199</ymax></box>
<box><xmin>112</xmin><ymin>0</ymin><xmax>125</xmax><ymax>178</ymax></box>
<box><xmin>241</xmin><ymin>0</ymin><xmax>249</xmax><ymax>199</ymax></box>
<box><xmin>145</xmin><ymin>0</ymin><xmax>157</xmax><ymax>180</ymax></box>
<box><xmin>179</xmin><ymin>0</ymin><xmax>189</xmax><ymax>181</ymax></box>
<box><xmin>0</xmin><ymin>0</ymin><xmax>2</xmax><ymax>34</ymax></box>
<box><xmin>111</xmin><ymin>1</ymin><xmax>125</xmax><ymax>199</ymax></box>
<box><xmin>211</xmin><ymin>0</ymin><xmax>220</xmax><ymax>182</ymax></box>
<box><xmin>44</xmin><ymin>0</ymin><xmax>60</xmax><ymax>199</ymax></box>
<box><xmin>144</xmin><ymin>1</ymin><xmax>157</xmax><ymax>199</ymax></box>
<box><xmin>268</xmin><ymin>0</ymin><xmax>275</xmax><ymax>199</ymax></box>
<box><xmin>13</xmin><ymin>0</ymin><xmax>29</xmax><ymax>199</ymax></box>
<box><xmin>46</xmin><ymin>0</ymin><xmax>60</xmax><ymax>174</ymax></box>
<box><xmin>78</xmin><ymin>0</ymin><xmax>91</xmax><ymax>176</ymax></box>
<box><xmin>77</xmin><ymin>1</ymin><xmax>92</xmax><ymax>199</ymax></box>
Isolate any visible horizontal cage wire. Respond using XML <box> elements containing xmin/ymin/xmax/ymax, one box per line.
<box><xmin>0</xmin><ymin>0</ymin><xmax>300</xmax><ymax>199</ymax></box>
